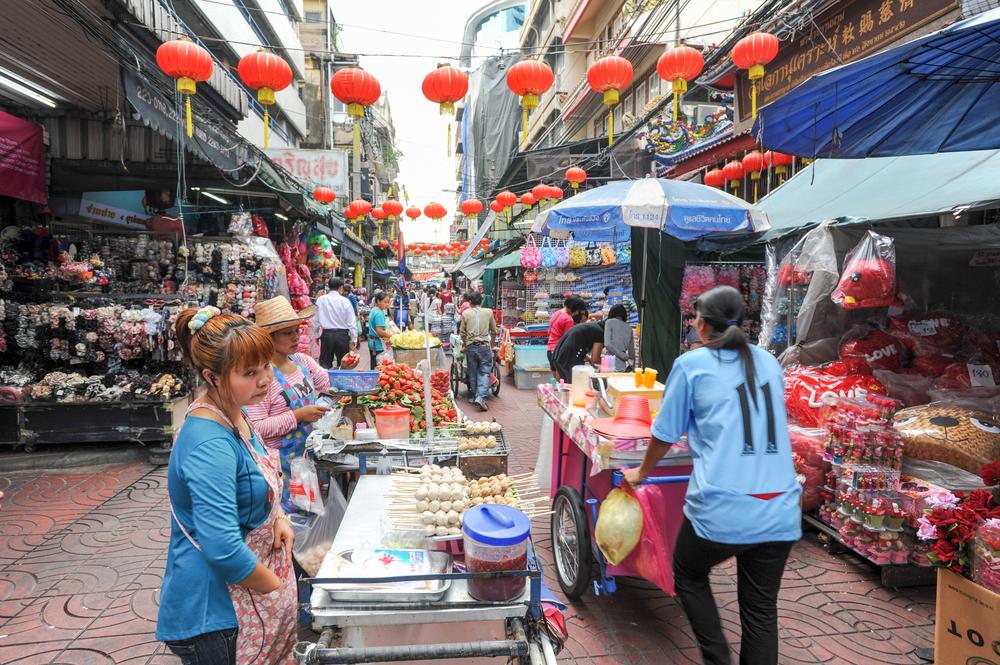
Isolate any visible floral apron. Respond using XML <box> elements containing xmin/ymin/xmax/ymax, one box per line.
<box><xmin>173</xmin><ymin>401</ymin><xmax>298</xmax><ymax>665</ymax></box>
<box><xmin>272</xmin><ymin>356</ymin><xmax>317</xmax><ymax>516</ymax></box>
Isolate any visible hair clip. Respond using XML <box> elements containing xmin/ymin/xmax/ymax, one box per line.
<box><xmin>188</xmin><ymin>306</ymin><xmax>221</xmax><ymax>334</ymax></box>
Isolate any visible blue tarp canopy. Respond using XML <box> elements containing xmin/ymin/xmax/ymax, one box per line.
<box><xmin>755</xmin><ymin>8</ymin><xmax>1000</xmax><ymax>158</ymax></box>
<box><xmin>757</xmin><ymin>149</ymin><xmax>1000</xmax><ymax>232</ymax></box>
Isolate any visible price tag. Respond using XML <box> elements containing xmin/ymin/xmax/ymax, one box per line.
<box><xmin>73</xmin><ymin>307</ymin><xmax>81</xmax><ymax>317</ymax></box>
<box><xmin>967</xmin><ymin>364</ymin><xmax>996</xmax><ymax>388</ymax></box>
<box><xmin>908</xmin><ymin>321</ymin><xmax>937</xmax><ymax>336</ymax></box>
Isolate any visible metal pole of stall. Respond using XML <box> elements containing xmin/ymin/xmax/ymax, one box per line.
<box><xmin>639</xmin><ymin>226</ymin><xmax>649</xmax><ymax>367</ymax></box>
<box><xmin>423</xmin><ymin>292</ymin><xmax>435</xmax><ymax>445</ymax></box>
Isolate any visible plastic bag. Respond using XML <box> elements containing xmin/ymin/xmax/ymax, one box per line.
<box><xmin>555</xmin><ymin>240</ymin><xmax>570</xmax><ymax>268</ymax></box>
<box><xmin>540</xmin><ymin>237</ymin><xmax>558</xmax><ymax>268</ymax></box>
<box><xmin>838</xmin><ymin>326</ymin><xmax>905</xmax><ymax>372</ymax></box>
<box><xmin>618</xmin><ymin>483</ymin><xmax>686</xmax><ymax>596</ymax></box>
<box><xmin>595</xmin><ymin>488</ymin><xmax>642</xmax><ymax>565</ymax></box>
<box><xmin>888</xmin><ymin>312</ymin><xmax>965</xmax><ymax>354</ymax></box>
<box><xmin>831</xmin><ymin>230</ymin><xmax>898</xmax><ymax>310</ymax></box>
<box><xmin>293</xmin><ymin>485</ymin><xmax>349</xmax><ymax>576</ymax></box>
<box><xmin>289</xmin><ymin>456</ymin><xmax>325</xmax><ymax>516</ymax></box>
<box><xmin>789</xmin><ymin>426</ymin><xmax>828</xmax><ymax>511</ymax></box>
<box><xmin>228</xmin><ymin>211</ymin><xmax>253</xmax><ymax>237</ymax></box>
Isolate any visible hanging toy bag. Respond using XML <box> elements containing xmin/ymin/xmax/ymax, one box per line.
<box><xmin>540</xmin><ymin>237</ymin><xmax>558</xmax><ymax>268</ymax></box>
<box><xmin>521</xmin><ymin>235</ymin><xmax>542</xmax><ymax>269</ymax></box>
<box><xmin>831</xmin><ymin>230</ymin><xmax>899</xmax><ymax>310</ymax></box>
<box><xmin>555</xmin><ymin>240</ymin><xmax>570</xmax><ymax>268</ymax></box>
<box><xmin>600</xmin><ymin>243</ymin><xmax>617</xmax><ymax>266</ymax></box>
<box><xmin>568</xmin><ymin>243</ymin><xmax>587</xmax><ymax>269</ymax></box>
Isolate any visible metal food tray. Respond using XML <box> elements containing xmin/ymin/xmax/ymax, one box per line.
<box><xmin>320</xmin><ymin>549</ymin><xmax>453</xmax><ymax>602</ymax></box>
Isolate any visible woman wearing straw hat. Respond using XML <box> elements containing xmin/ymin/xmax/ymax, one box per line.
<box><xmin>246</xmin><ymin>297</ymin><xmax>331</xmax><ymax>525</ymax></box>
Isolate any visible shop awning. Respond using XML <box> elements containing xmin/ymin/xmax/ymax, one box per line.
<box><xmin>485</xmin><ymin>250</ymin><xmax>523</xmax><ymax>270</ymax></box>
<box><xmin>455</xmin><ymin>258</ymin><xmax>489</xmax><ymax>281</ymax></box>
<box><xmin>757</xmin><ymin>149</ymin><xmax>1000</xmax><ymax>233</ymax></box>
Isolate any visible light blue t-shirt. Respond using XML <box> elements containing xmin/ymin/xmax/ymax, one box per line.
<box><xmin>651</xmin><ymin>345</ymin><xmax>802</xmax><ymax>545</ymax></box>
<box><xmin>156</xmin><ymin>416</ymin><xmax>271</xmax><ymax>642</ymax></box>
<box><xmin>368</xmin><ymin>307</ymin><xmax>387</xmax><ymax>352</ymax></box>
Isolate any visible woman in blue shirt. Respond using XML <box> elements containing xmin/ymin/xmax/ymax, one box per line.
<box><xmin>368</xmin><ymin>290</ymin><xmax>392</xmax><ymax>366</ymax></box>
<box><xmin>157</xmin><ymin>307</ymin><xmax>297</xmax><ymax>665</ymax></box>
<box><xmin>625</xmin><ymin>286</ymin><xmax>801</xmax><ymax>665</ymax></box>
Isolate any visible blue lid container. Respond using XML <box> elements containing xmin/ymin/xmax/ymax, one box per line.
<box><xmin>462</xmin><ymin>504</ymin><xmax>531</xmax><ymax>546</ymax></box>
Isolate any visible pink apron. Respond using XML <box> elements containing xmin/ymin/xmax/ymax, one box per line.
<box><xmin>174</xmin><ymin>401</ymin><xmax>298</xmax><ymax>665</ymax></box>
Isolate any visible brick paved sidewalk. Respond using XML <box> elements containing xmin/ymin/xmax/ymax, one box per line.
<box><xmin>0</xmin><ymin>378</ymin><xmax>935</xmax><ymax>664</ymax></box>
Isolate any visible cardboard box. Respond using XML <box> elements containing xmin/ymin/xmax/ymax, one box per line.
<box><xmin>934</xmin><ymin>568</ymin><xmax>1000</xmax><ymax>665</ymax></box>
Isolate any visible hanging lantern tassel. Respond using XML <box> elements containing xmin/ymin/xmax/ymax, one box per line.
<box><xmin>263</xmin><ymin>108</ymin><xmax>270</xmax><ymax>148</ymax></box>
<box><xmin>672</xmin><ymin>78</ymin><xmax>687</xmax><ymax>122</ymax></box>
<box><xmin>604</xmin><ymin>89</ymin><xmax>619</xmax><ymax>147</ymax></box>
<box><xmin>447</xmin><ymin>121</ymin><xmax>452</xmax><ymax>158</ymax></box>
<box><xmin>522</xmin><ymin>94</ymin><xmax>538</xmax><ymax>144</ymax></box>
<box><xmin>347</xmin><ymin>102</ymin><xmax>364</xmax><ymax>162</ymax></box>
<box><xmin>178</xmin><ymin>76</ymin><xmax>196</xmax><ymax>138</ymax></box>
<box><xmin>749</xmin><ymin>64</ymin><xmax>764</xmax><ymax>118</ymax></box>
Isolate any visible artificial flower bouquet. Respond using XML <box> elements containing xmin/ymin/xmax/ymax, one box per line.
<box><xmin>917</xmin><ymin>487</ymin><xmax>1000</xmax><ymax>584</ymax></box>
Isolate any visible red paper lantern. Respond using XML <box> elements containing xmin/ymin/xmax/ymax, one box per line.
<box><xmin>378</xmin><ymin>240</ymin><xmax>389</xmax><ymax>249</ymax></box>
<box><xmin>424</xmin><ymin>202</ymin><xmax>446</xmax><ymax>220</ymax></box>
<box><xmin>587</xmin><ymin>55</ymin><xmax>633</xmax><ymax>146</ymax></box>
<box><xmin>237</xmin><ymin>51</ymin><xmax>293</xmax><ymax>148</ymax></box>
<box><xmin>414</xmin><ymin>248</ymin><xmax>422</xmax><ymax>255</ymax></box>
<box><xmin>407</xmin><ymin>243</ymin><xmax>417</xmax><ymax>250</ymax></box>
<box><xmin>489</xmin><ymin>200</ymin><xmax>504</xmax><ymax>214</ymax></box>
<box><xmin>657</xmin><ymin>46</ymin><xmax>704</xmax><ymax>122</ymax></box>
<box><xmin>548</xmin><ymin>186</ymin><xmax>564</xmax><ymax>201</ymax></box>
<box><xmin>767</xmin><ymin>150</ymin><xmax>795</xmax><ymax>179</ymax></box>
<box><xmin>422</xmin><ymin>64</ymin><xmax>468</xmax><ymax>155</ymax></box>
<box><xmin>331</xmin><ymin>67</ymin><xmax>381</xmax><ymax>159</ymax></box>
<box><xmin>480</xmin><ymin>238</ymin><xmax>490</xmax><ymax>247</ymax></box>
<box><xmin>496</xmin><ymin>191</ymin><xmax>517</xmax><ymax>209</ymax></box>
<box><xmin>405</xmin><ymin>206</ymin><xmax>421</xmax><ymax>221</ymax></box>
<box><xmin>722</xmin><ymin>161</ymin><xmax>745</xmax><ymax>194</ymax></box>
<box><xmin>313</xmin><ymin>187</ymin><xmax>336</xmax><ymax>204</ymax></box>
<box><xmin>438</xmin><ymin>250</ymin><xmax>448</xmax><ymax>257</ymax></box>
<box><xmin>349</xmin><ymin>199</ymin><xmax>372</xmax><ymax>219</ymax></box>
<box><xmin>506</xmin><ymin>59</ymin><xmax>555</xmax><ymax>143</ymax></box>
<box><xmin>156</xmin><ymin>39</ymin><xmax>213</xmax><ymax>138</ymax></box>
<box><xmin>519</xmin><ymin>193</ymin><xmax>536</xmax><ymax>209</ymax></box>
<box><xmin>532</xmin><ymin>183</ymin><xmax>550</xmax><ymax>205</ymax></box>
<box><xmin>731</xmin><ymin>32</ymin><xmax>779</xmax><ymax>118</ymax></box>
<box><xmin>565</xmin><ymin>166</ymin><xmax>587</xmax><ymax>192</ymax></box>
<box><xmin>742</xmin><ymin>150</ymin><xmax>767</xmax><ymax>202</ymax></box>
<box><xmin>382</xmin><ymin>199</ymin><xmax>403</xmax><ymax>221</ymax></box>
<box><xmin>371</xmin><ymin>207</ymin><xmax>387</xmax><ymax>221</ymax></box>
<box><xmin>703</xmin><ymin>168</ymin><xmax>726</xmax><ymax>188</ymax></box>
<box><xmin>459</xmin><ymin>199</ymin><xmax>484</xmax><ymax>217</ymax></box>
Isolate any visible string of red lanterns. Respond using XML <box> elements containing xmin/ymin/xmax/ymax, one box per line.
<box><xmin>237</xmin><ymin>50</ymin><xmax>293</xmax><ymax>148</ymax></box>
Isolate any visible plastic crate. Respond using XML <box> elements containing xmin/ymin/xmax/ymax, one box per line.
<box><xmin>327</xmin><ymin>370</ymin><xmax>380</xmax><ymax>393</ymax></box>
<box><xmin>514</xmin><ymin>345</ymin><xmax>549</xmax><ymax>370</ymax></box>
<box><xmin>514</xmin><ymin>367</ymin><xmax>551</xmax><ymax>390</ymax></box>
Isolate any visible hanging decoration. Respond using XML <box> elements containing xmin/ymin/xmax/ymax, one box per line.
<box><xmin>422</xmin><ymin>64</ymin><xmax>469</xmax><ymax>156</ymax></box>
<box><xmin>237</xmin><ymin>50</ymin><xmax>293</xmax><ymax>148</ymax></box>
<box><xmin>348</xmin><ymin>199</ymin><xmax>372</xmax><ymax>235</ymax></box>
<box><xmin>548</xmin><ymin>186</ymin><xmax>564</xmax><ymax>202</ymax></box>
<box><xmin>519</xmin><ymin>193</ymin><xmax>536</xmax><ymax>210</ymax></box>
<box><xmin>532</xmin><ymin>183</ymin><xmax>550</xmax><ymax>208</ymax></box>
<box><xmin>423</xmin><ymin>202</ymin><xmax>446</xmax><ymax>222</ymax></box>
<box><xmin>731</xmin><ymin>32</ymin><xmax>779</xmax><ymax>118</ymax></box>
<box><xmin>497</xmin><ymin>190</ymin><xmax>517</xmax><ymax>225</ymax></box>
<box><xmin>371</xmin><ymin>206</ymin><xmax>387</xmax><ymax>239</ymax></box>
<box><xmin>312</xmin><ymin>187</ymin><xmax>336</xmax><ymax>205</ymax></box>
<box><xmin>459</xmin><ymin>199</ymin><xmax>483</xmax><ymax>218</ymax></box>
<box><xmin>156</xmin><ymin>38</ymin><xmax>213</xmax><ymax>138</ymax></box>
<box><xmin>381</xmin><ymin>199</ymin><xmax>403</xmax><ymax>240</ymax></box>
<box><xmin>587</xmin><ymin>55</ymin><xmax>634</xmax><ymax>146</ymax></box>
<box><xmin>506</xmin><ymin>59</ymin><xmax>555</xmax><ymax>144</ymax></box>
<box><xmin>656</xmin><ymin>45</ymin><xmax>704</xmax><ymax>122</ymax></box>
<box><xmin>565</xmin><ymin>166</ymin><xmax>587</xmax><ymax>192</ymax></box>
<box><xmin>703</xmin><ymin>168</ymin><xmax>726</xmax><ymax>188</ymax></box>
<box><xmin>330</xmin><ymin>67</ymin><xmax>382</xmax><ymax>162</ymax></box>
<box><xmin>742</xmin><ymin>150</ymin><xmax>766</xmax><ymax>202</ymax></box>
<box><xmin>489</xmin><ymin>200</ymin><xmax>504</xmax><ymax>215</ymax></box>
<box><xmin>722</xmin><ymin>161</ymin><xmax>745</xmax><ymax>195</ymax></box>
<box><xmin>767</xmin><ymin>150</ymin><xmax>794</xmax><ymax>183</ymax></box>
<box><xmin>405</xmin><ymin>206</ymin><xmax>421</xmax><ymax>222</ymax></box>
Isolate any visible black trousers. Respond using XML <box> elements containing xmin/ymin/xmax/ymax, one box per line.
<box><xmin>673</xmin><ymin>519</ymin><xmax>794</xmax><ymax>665</ymax></box>
<box><xmin>319</xmin><ymin>329</ymin><xmax>351</xmax><ymax>369</ymax></box>
<box><xmin>165</xmin><ymin>627</ymin><xmax>237</xmax><ymax>665</ymax></box>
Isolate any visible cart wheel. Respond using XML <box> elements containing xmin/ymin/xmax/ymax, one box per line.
<box><xmin>450</xmin><ymin>360</ymin><xmax>461</xmax><ymax>396</ymax></box>
<box><xmin>490</xmin><ymin>362</ymin><xmax>501</xmax><ymax>397</ymax></box>
<box><xmin>552</xmin><ymin>486</ymin><xmax>592</xmax><ymax>599</ymax></box>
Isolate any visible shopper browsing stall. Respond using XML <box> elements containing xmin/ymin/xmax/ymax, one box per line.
<box><xmin>246</xmin><ymin>297</ymin><xmax>331</xmax><ymax>522</ymax></box>
<box><xmin>367</xmin><ymin>290</ymin><xmax>393</xmax><ymax>366</ymax></box>
<box><xmin>552</xmin><ymin>319</ymin><xmax>604</xmax><ymax>383</ymax></box>
<box><xmin>547</xmin><ymin>296</ymin><xmax>589</xmax><ymax>379</ymax></box>
<box><xmin>603</xmin><ymin>304</ymin><xmax>635</xmax><ymax>371</ymax></box>
<box><xmin>157</xmin><ymin>307</ymin><xmax>297</xmax><ymax>665</ymax></box>
<box><xmin>624</xmin><ymin>286</ymin><xmax>801</xmax><ymax>665</ymax></box>
<box><xmin>459</xmin><ymin>291</ymin><xmax>497</xmax><ymax>412</ymax></box>
<box><xmin>315</xmin><ymin>277</ymin><xmax>357</xmax><ymax>369</ymax></box>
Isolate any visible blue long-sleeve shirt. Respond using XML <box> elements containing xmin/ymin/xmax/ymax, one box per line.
<box><xmin>156</xmin><ymin>416</ymin><xmax>271</xmax><ymax>642</ymax></box>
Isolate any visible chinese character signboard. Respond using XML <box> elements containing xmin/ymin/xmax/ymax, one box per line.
<box><xmin>265</xmin><ymin>148</ymin><xmax>348</xmax><ymax>197</ymax></box>
<box><xmin>736</xmin><ymin>0</ymin><xmax>958</xmax><ymax>121</ymax></box>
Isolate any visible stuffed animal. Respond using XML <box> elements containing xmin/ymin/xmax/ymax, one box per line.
<box><xmin>839</xmin><ymin>329</ymin><xmax>905</xmax><ymax>372</ymax></box>
<box><xmin>831</xmin><ymin>258</ymin><xmax>898</xmax><ymax>310</ymax></box>
<box><xmin>894</xmin><ymin>404</ymin><xmax>1000</xmax><ymax>474</ymax></box>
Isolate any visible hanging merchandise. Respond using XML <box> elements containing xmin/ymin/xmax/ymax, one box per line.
<box><xmin>568</xmin><ymin>244</ymin><xmax>587</xmax><ymax>269</ymax></box>
<box><xmin>585</xmin><ymin>243</ymin><xmax>602</xmax><ymax>267</ymax></box>
<box><xmin>831</xmin><ymin>230</ymin><xmax>899</xmax><ymax>310</ymax></box>
<box><xmin>679</xmin><ymin>262</ymin><xmax>766</xmax><ymax>349</ymax></box>
<box><xmin>228</xmin><ymin>212</ymin><xmax>253</xmax><ymax>237</ymax></box>
<box><xmin>506</xmin><ymin>59</ymin><xmax>555</xmax><ymax>143</ymax></box>
<box><xmin>615</xmin><ymin>243</ymin><xmax>631</xmax><ymax>264</ymax></box>
<box><xmin>587</xmin><ymin>55</ymin><xmax>634</xmax><ymax>146</ymax></box>
<box><xmin>555</xmin><ymin>240</ymin><xmax>570</xmax><ymax>268</ymax></box>
<box><xmin>421</xmin><ymin>64</ymin><xmax>468</xmax><ymax>156</ymax></box>
<box><xmin>237</xmin><ymin>51</ymin><xmax>293</xmax><ymax>148</ymax></box>
<box><xmin>330</xmin><ymin>67</ymin><xmax>382</xmax><ymax>161</ymax></box>
<box><xmin>599</xmin><ymin>244</ymin><xmax>617</xmax><ymax>266</ymax></box>
<box><xmin>540</xmin><ymin>238</ymin><xmax>557</xmax><ymax>269</ymax></box>
<box><xmin>784</xmin><ymin>360</ymin><xmax>888</xmax><ymax>427</ymax></box>
<box><xmin>520</xmin><ymin>235</ymin><xmax>541</xmax><ymax>269</ymax></box>
<box><xmin>839</xmin><ymin>327</ymin><xmax>906</xmax><ymax>373</ymax></box>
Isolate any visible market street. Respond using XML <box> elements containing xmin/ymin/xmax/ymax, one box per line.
<box><xmin>0</xmin><ymin>384</ymin><xmax>935</xmax><ymax>665</ymax></box>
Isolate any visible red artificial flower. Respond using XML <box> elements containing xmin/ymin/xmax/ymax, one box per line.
<box><xmin>931</xmin><ymin>539</ymin><xmax>957</xmax><ymax>564</ymax></box>
<box><xmin>963</xmin><ymin>489</ymin><xmax>995</xmax><ymax>520</ymax></box>
<box><xmin>982</xmin><ymin>460</ymin><xmax>1000</xmax><ymax>487</ymax></box>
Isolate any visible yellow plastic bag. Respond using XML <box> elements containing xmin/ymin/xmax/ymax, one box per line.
<box><xmin>595</xmin><ymin>488</ymin><xmax>643</xmax><ymax>565</ymax></box>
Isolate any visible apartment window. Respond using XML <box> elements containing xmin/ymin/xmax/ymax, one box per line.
<box><xmin>636</xmin><ymin>81</ymin><xmax>647</xmax><ymax>112</ymax></box>
<box><xmin>305</xmin><ymin>11</ymin><xmax>322</xmax><ymax>22</ymax></box>
<box><xmin>613</xmin><ymin>106</ymin><xmax>623</xmax><ymax>131</ymax></box>
<box><xmin>647</xmin><ymin>73</ymin><xmax>660</xmax><ymax>99</ymax></box>
<box><xmin>623</xmin><ymin>92</ymin><xmax>633</xmax><ymax>116</ymax></box>
<box><xmin>593</xmin><ymin>117</ymin><xmax>603</xmax><ymax>138</ymax></box>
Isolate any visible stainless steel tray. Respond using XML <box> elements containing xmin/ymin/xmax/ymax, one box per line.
<box><xmin>321</xmin><ymin>549</ymin><xmax>452</xmax><ymax>602</ymax></box>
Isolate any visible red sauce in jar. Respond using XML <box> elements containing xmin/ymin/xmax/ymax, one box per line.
<box><xmin>466</xmin><ymin>551</ymin><xmax>527</xmax><ymax>602</ymax></box>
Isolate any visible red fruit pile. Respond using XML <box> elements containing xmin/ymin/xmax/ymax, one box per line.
<box><xmin>359</xmin><ymin>361</ymin><xmax>457</xmax><ymax>433</ymax></box>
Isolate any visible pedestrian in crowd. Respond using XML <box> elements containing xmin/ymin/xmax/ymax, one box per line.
<box><xmin>547</xmin><ymin>296</ymin><xmax>589</xmax><ymax>380</ymax></box>
<box><xmin>393</xmin><ymin>287</ymin><xmax>410</xmax><ymax>330</ymax></box>
<box><xmin>314</xmin><ymin>277</ymin><xmax>357</xmax><ymax>369</ymax></box>
<box><xmin>245</xmin><ymin>296</ymin><xmax>331</xmax><ymax>530</ymax></box>
<box><xmin>457</xmin><ymin>292</ymin><xmax>472</xmax><ymax>318</ymax></box>
<box><xmin>603</xmin><ymin>304</ymin><xmax>635</xmax><ymax>371</ymax></box>
<box><xmin>602</xmin><ymin>286</ymin><xmax>613</xmax><ymax>316</ymax></box>
<box><xmin>624</xmin><ymin>285</ymin><xmax>801</xmax><ymax>665</ymax></box>
<box><xmin>459</xmin><ymin>291</ymin><xmax>497</xmax><ymax>412</ymax></box>
<box><xmin>157</xmin><ymin>307</ymin><xmax>297</xmax><ymax>664</ymax></box>
<box><xmin>429</xmin><ymin>287</ymin><xmax>443</xmax><ymax>316</ymax></box>
<box><xmin>344</xmin><ymin>282</ymin><xmax>359</xmax><ymax>314</ymax></box>
<box><xmin>367</xmin><ymin>290</ymin><xmax>393</xmax><ymax>366</ymax></box>
<box><xmin>552</xmin><ymin>318</ymin><xmax>605</xmax><ymax>383</ymax></box>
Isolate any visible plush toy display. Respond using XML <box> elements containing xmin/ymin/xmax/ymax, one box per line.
<box><xmin>894</xmin><ymin>403</ymin><xmax>1000</xmax><ymax>475</ymax></box>
<box><xmin>784</xmin><ymin>361</ymin><xmax>888</xmax><ymax>427</ymax></box>
<box><xmin>889</xmin><ymin>312</ymin><xmax>965</xmax><ymax>354</ymax></box>
<box><xmin>839</xmin><ymin>328</ymin><xmax>905</xmax><ymax>372</ymax></box>
<box><xmin>831</xmin><ymin>231</ymin><xmax>898</xmax><ymax>310</ymax></box>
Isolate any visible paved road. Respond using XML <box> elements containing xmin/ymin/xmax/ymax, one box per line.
<box><xmin>0</xmin><ymin>380</ymin><xmax>935</xmax><ymax>664</ymax></box>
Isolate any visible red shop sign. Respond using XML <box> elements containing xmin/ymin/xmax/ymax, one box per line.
<box><xmin>0</xmin><ymin>110</ymin><xmax>46</xmax><ymax>204</ymax></box>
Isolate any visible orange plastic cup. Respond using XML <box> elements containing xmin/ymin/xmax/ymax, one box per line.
<box><xmin>643</xmin><ymin>367</ymin><xmax>658</xmax><ymax>388</ymax></box>
<box><xmin>634</xmin><ymin>369</ymin><xmax>644</xmax><ymax>387</ymax></box>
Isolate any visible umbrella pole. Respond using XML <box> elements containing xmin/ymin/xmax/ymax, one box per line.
<box><xmin>639</xmin><ymin>227</ymin><xmax>648</xmax><ymax>367</ymax></box>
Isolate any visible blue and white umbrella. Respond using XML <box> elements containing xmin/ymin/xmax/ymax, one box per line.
<box><xmin>530</xmin><ymin>178</ymin><xmax>770</xmax><ymax>242</ymax></box>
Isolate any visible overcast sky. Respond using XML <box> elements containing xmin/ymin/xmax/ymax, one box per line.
<box><xmin>334</xmin><ymin>0</ymin><xmax>482</xmax><ymax>243</ymax></box>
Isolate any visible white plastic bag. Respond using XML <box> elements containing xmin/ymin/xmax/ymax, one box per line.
<box><xmin>289</xmin><ymin>456</ymin><xmax>325</xmax><ymax>516</ymax></box>
<box><xmin>293</xmin><ymin>485</ymin><xmax>348</xmax><ymax>576</ymax></box>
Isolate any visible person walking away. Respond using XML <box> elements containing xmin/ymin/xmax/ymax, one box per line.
<box><xmin>459</xmin><ymin>291</ymin><xmax>497</xmax><ymax>411</ymax></box>
<box><xmin>457</xmin><ymin>292</ymin><xmax>472</xmax><ymax>319</ymax></box>
<box><xmin>245</xmin><ymin>297</ymin><xmax>331</xmax><ymax>532</ymax></box>
<box><xmin>157</xmin><ymin>307</ymin><xmax>297</xmax><ymax>664</ymax></box>
<box><xmin>603</xmin><ymin>304</ymin><xmax>635</xmax><ymax>371</ymax></box>
<box><xmin>552</xmin><ymin>319</ymin><xmax>604</xmax><ymax>383</ymax></box>
<box><xmin>547</xmin><ymin>296</ymin><xmax>588</xmax><ymax>380</ymax></box>
<box><xmin>314</xmin><ymin>277</ymin><xmax>357</xmax><ymax>369</ymax></box>
<box><xmin>367</xmin><ymin>290</ymin><xmax>393</xmax><ymax>366</ymax></box>
<box><xmin>623</xmin><ymin>285</ymin><xmax>801</xmax><ymax>665</ymax></box>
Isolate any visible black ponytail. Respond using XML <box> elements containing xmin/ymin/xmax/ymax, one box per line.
<box><xmin>695</xmin><ymin>286</ymin><xmax>758</xmax><ymax>406</ymax></box>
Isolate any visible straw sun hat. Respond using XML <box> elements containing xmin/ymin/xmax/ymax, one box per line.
<box><xmin>253</xmin><ymin>296</ymin><xmax>316</xmax><ymax>332</ymax></box>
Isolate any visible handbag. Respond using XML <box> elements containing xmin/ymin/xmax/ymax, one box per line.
<box><xmin>540</xmin><ymin>237</ymin><xmax>558</xmax><ymax>268</ymax></box>
<box><xmin>521</xmin><ymin>235</ymin><xmax>541</xmax><ymax>269</ymax></box>
<box><xmin>586</xmin><ymin>243</ymin><xmax>602</xmax><ymax>267</ymax></box>
<box><xmin>568</xmin><ymin>244</ymin><xmax>587</xmax><ymax>269</ymax></box>
<box><xmin>600</xmin><ymin>244</ymin><xmax>617</xmax><ymax>266</ymax></box>
<box><xmin>555</xmin><ymin>240</ymin><xmax>570</xmax><ymax>268</ymax></box>
<box><xmin>615</xmin><ymin>243</ymin><xmax>631</xmax><ymax>264</ymax></box>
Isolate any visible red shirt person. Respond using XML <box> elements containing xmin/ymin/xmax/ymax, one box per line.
<box><xmin>546</xmin><ymin>296</ymin><xmax>589</xmax><ymax>379</ymax></box>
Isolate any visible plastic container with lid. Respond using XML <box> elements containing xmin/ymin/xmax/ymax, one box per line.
<box><xmin>374</xmin><ymin>405</ymin><xmax>410</xmax><ymax>439</ymax></box>
<box><xmin>462</xmin><ymin>504</ymin><xmax>531</xmax><ymax>602</ymax></box>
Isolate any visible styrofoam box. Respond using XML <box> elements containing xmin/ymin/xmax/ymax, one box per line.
<box><xmin>514</xmin><ymin>367</ymin><xmax>551</xmax><ymax>390</ymax></box>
